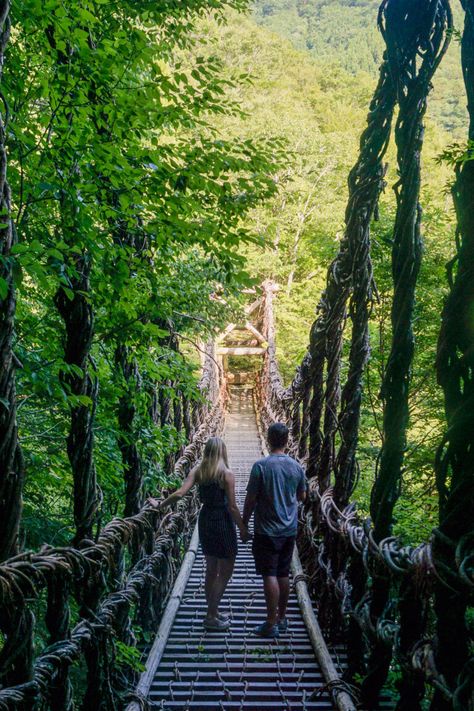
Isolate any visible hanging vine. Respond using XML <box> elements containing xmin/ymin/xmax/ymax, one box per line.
<box><xmin>370</xmin><ymin>0</ymin><xmax>451</xmax><ymax>540</ymax></box>
<box><xmin>316</xmin><ymin>17</ymin><xmax>399</xmax><ymax>643</ymax></box>
<box><xmin>431</xmin><ymin>2</ymin><xmax>474</xmax><ymax>707</ymax></box>
<box><xmin>363</xmin><ymin>2</ymin><xmax>451</xmax><ymax>706</ymax></box>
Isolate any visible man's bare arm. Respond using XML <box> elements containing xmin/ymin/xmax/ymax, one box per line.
<box><xmin>242</xmin><ymin>490</ymin><xmax>257</xmax><ymax>527</ymax></box>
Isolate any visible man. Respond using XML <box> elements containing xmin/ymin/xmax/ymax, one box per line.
<box><xmin>242</xmin><ymin>422</ymin><xmax>306</xmax><ymax>638</ymax></box>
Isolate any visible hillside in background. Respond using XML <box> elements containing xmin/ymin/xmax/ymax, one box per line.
<box><xmin>252</xmin><ymin>0</ymin><xmax>467</xmax><ymax>135</ymax></box>
<box><xmin>202</xmin><ymin>8</ymin><xmax>457</xmax><ymax>539</ymax></box>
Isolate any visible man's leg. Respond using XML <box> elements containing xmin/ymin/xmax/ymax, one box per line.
<box><xmin>276</xmin><ymin>536</ymin><xmax>296</xmax><ymax>626</ymax></box>
<box><xmin>253</xmin><ymin>534</ymin><xmax>280</xmax><ymax>636</ymax></box>
<box><xmin>262</xmin><ymin>575</ymin><xmax>280</xmax><ymax>627</ymax></box>
<box><xmin>277</xmin><ymin>576</ymin><xmax>290</xmax><ymax>621</ymax></box>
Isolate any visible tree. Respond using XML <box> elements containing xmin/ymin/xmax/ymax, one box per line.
<box><xmin>4</xmin><ymin>0</ymin><xmax>280</xmax><ymax>545</ymax></box>
<box><xmin>0</xmin><ymin>0</ymin><xmax>23</xmax><ymax>560</ymax></box>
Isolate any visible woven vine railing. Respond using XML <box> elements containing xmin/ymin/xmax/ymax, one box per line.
<box><xmin>256</xmin><ymin>2</ymin><xmax>473</xmax><ymax>710</ymax></box>
<box><xmin>0</xmin><ymin>346</ymin><xmax>226</xmax><ymax>711</ymax></box>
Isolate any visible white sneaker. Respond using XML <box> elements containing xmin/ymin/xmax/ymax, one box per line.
<box><xmin>203</xmin><ymin>616</ymin><xmax>230</xmax><ymax>631</ymax></box>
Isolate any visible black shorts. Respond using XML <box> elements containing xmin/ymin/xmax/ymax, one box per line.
<box><xmin>252</xmin><ymin>533</ymin><xmax>296</xmax><ymax>578</ymax></box>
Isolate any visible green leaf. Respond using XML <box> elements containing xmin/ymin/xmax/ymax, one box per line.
<box><xmin>0</xmin><ymin>277</ymin><xmax>8</xmax><ymax>300</ymax></box>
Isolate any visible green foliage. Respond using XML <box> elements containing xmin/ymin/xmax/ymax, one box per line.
<box><xmin>252</xmin><ymin>0</ymin><xmax>467</xmax><ymax>135</ymax></box>
<box><xmin>4</xmin><ymin>0</ymin><xmax>465</xmax><ymax>549</ymax></box>
<box><xmin>437</xmin><ymin>138</ymin><xmax>474</xmax><ymax>166</ymax></box>
<box><xmin>115</xmin><ymin>641</ymin><xmax>146</xmax><ymax>674</ymax></box>
<box><xmin>202</xmin><ymin>8</ymin><xmax>461</xmax><ymax>541</ymax></box>
<box><xmin>7</xmin><ymin>0</ymin><xmax>281</xmax><ymax>546</ymax></box>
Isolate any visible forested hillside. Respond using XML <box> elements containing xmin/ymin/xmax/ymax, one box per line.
<box><xmin>202</xmin><ymin>9</ymin><xmax>457</xmax><ymax>539</ymax></box>
<box><xmin>252</xmin><ymin>0</ymin><xmax>467</xmax><ymax>134</ymax></box>
<box><xmin>2</xmin><ymin>0</ymin><xmax>462</xmax><ymax>552</ymax></box>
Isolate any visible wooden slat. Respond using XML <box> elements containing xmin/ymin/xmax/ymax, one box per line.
<box><xmin>217</xmin><ymin>346</ymin><xmax>267</xmax><ymax>356</ymax></box>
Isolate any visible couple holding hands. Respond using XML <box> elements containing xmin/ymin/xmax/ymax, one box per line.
<box><xmin>149</xmin><ymin>422</ymin><xmax>306</xmax><ymax>639</ymax></box>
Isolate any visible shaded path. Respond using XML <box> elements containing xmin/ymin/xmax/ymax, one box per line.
<box><xmin>148</xmin><ymin>387</ymin><xmax>346</xmax><ymax>710</ymax></box>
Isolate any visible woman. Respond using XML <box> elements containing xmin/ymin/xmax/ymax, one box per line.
<box><xmin>149</xmin><ymin>437</ymin><xmax>249</xmax><ymax>630</ymax></box>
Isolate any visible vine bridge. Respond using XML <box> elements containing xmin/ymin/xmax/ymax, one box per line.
<box><xmin>0</xmin><ymin>1</ymin><xmax>473</xmax><ymax>711</ymax></box>
<box><xmin>128</xmin><ymin>387</ymin><xmax>358</xmax><ymax>711</ymax></box>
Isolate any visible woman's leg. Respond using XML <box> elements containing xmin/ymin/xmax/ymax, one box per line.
<box><xmin>208</xmin><ymin>557</ymin><xmax>235</xmax><ymax>617</ymax></box>
<box><xmin>206</xmin><ymin>557</ymin><xmax>235</xmax><ymax>618</ymax></box>
<box><xmin>205</xmin><ymin>555</ymin><xmax>218</xmax><ymax>618</ymax></box>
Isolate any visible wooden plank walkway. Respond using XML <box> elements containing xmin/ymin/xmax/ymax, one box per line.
<box><xmin>146</xmin><ymin>386</ymin><xmax>347</xmax><ymax>710</ymax></box>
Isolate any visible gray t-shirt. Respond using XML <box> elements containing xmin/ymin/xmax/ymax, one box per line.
<box><xmin>247</xmin><ymin>454</ymin><xmax>306</xmax><ymax>537</ymax></box>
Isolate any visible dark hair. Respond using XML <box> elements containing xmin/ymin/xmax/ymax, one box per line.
<box><xmin>267</xmin><ymin>422</ymin><xmax>289</xmax><ymax>450</ymax></box>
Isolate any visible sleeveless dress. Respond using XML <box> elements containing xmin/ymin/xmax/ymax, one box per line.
<box><xmin>198</xmin><ymin>481</ymin><xmax>238</xmax><ymax>559</ymax></box>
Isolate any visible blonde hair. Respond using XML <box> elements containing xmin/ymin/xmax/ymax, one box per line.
<box><xmin>195</xmin><ymin>437</ymin><xmax>229</xmax><ymax>486</ymax></box>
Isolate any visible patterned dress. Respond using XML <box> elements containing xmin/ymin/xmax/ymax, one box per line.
<box><xmin>198</xmin><ymin>481</ymin><xmax>238</xmax><ymax>559</ymax></box>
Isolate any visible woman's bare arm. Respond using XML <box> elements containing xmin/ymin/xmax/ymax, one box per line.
<box><xmin>148</xmin><ymin>467</ymin><xmax>197</xmax><ymax>509</ymax></box>
<box><xmin>224</xmin><ymin>470</ymin><xmax>250</xmax><ymax>541</ymax></box>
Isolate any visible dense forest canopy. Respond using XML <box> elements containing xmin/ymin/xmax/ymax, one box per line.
<box><xmin>2</xmin><ymin>0</ymin><xmax>282</xmax><ymax>549</ymax></box>
<box><xmin>0</xmin><ymin>0</ymin><xmax>467</xmax><ymax>555</ymax></box>
<box><xmin>253</xmin><ymin>0</ymin><xmax>467</xmax><ymax>134</ymax></box>
<box><xmin>0</xmin><ymin>0</ymin><xmax>467</xmax><ymax>568</ymax></box>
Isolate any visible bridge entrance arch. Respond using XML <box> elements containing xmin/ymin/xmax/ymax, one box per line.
<box><xmin>216</xmin><ymin>291</ymin><xmax>268</xmax><ymax>385</ymax></box>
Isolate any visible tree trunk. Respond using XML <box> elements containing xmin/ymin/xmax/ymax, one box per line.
<box><xmin>0</xmin><ymin>0</ymin><xmax>24</xmax><ymax>561</ymax></box>
<box><xmin>115</xmin><ymin>344</ymin><xmax>143</xmax><ymax>517</ymax></box>
<box><xmin>55</xmin><ymin>251</ymin><xmax>98</xmax><ymax>544</ymax></box>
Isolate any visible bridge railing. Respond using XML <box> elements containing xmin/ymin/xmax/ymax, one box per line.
<box><xmin>0</xmin><ymin>345</ymin><xmax>226</xmax><ymax>711</ymax></box>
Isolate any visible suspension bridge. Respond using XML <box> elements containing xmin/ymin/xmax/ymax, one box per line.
<box><xmin>127</xmin><ymin>386</ymin><xmax>366</xmax><ymax>711</ymax></box>
<box><xmin>0</xmin><ymin>1</ymin><xmax>473</xmax><ymax>709</ymax></box>
<box><xmin>0</xmin><ymin>276</ymin><xmax>471</xmax><ymax>711</ymax></box>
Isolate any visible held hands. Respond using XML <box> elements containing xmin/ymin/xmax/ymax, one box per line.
<box><xmin>239</xmin><ymin>525</ymin><xmax>251</xmax><ymax>544</ymax></box>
